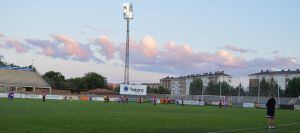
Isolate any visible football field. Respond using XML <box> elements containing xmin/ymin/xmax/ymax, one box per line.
<box><xmin>1</xmin><ymin>98</ymin><xmax>300</xmax><ymax>133</ymax></box>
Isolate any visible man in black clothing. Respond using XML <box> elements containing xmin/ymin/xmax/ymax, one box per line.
<box><xmin>266</xmin><ymin>94</ymin><xmax>276</xmax><ymax>129</ymax></box>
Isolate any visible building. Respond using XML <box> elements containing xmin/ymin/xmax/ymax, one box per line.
<box><xmin>160</xmin><ymin>77</ymin><xmax>172</xmax><ymax>90</ymax></box>
<box><xmin>249</xmin><ymin>69</ymin><xmax>300</xmax><ymax>90</ymax></box>
<box><xmin>161</xmin><ymin>71</ymin><xmax>232</xmax><ymax>96</ymax></box>
<box><xmin>141</xmin><ymin>83</ymin><xmax>160</xmax><ymax>89</ymax></box>
<box><xmin>107</xmin><ymin>83</ymin><xmax>120</xmax><ymax>91</ymax></box>
<box><xmin>0</xmin><ymin>69</ymin><xmax>52</xmax><ymax>94</ymax></box>
<box><xmin>170</xmin><ymin>77</ymin><xmax>186</xmax><ymax>96</ymax></box>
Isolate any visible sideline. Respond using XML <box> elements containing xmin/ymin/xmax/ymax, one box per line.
<box><xmin>208</xmin><ymin>123</ymin><xmax>300</xmax><ymax>133</ymax></box>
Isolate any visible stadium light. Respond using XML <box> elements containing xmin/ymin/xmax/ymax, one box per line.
<box><xmin>123</xmin><ymin>3</ymin><xmax>133</xmax><ymax>19</ymax></box>
<box><xmin>123</xmin><ymin>3</ymin><xmax>133</xmax><ymax>84</ymax></box>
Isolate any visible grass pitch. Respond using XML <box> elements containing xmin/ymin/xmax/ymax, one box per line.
<box><xmin>1</xmin><ymin>98</ymin><xmax>300</xmax><ymax>133</ymax></box>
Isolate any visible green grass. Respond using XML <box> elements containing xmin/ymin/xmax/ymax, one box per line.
<box><xmin>1</xmin><ymin>98</ymin><xmax>300</xmax><ymax>133</ymax></box>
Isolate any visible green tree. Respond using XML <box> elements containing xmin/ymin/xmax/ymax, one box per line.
<box><xmin>249</xmin><ymin>78</ymin><xmax>283</xmax><ymax>97</ymax></box>
<box><xmin>206</xmin><ymin>81</ymin><xmax>234</xmax><ymax>95</ymax></box>
<box><xmin>148</xmin><ymin>86</ymin><xmax>170</xmax><ymax>94</ymax></box>
<box><xmin>259</xmin><ymin>78</ymin><xmax>280</xmax><ymax>96</ymax></box>
<box><xmin>189</xmin><ymin>78</ymin><xmax>203</xmax><ymax>95</ymax></box>
<box><xmin>84</xmin><ymin>72</ymin><xmax>107</xmax><ymax>89</ymax></box>
<box><xmin>65</xmin><ymin>77</ymin><xmax>86</xmax><ymax>90</ymax></box>
<box><xmin>285</xmin><ymin>77</ymin><xmax>300</xmax><ymax>97</ymax></box>
<box><xmin>43</xmin><ymin>71</ymin><xmax>65</xmax><ymax>89</ymax></box>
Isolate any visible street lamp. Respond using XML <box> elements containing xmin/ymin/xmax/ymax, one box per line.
<box><xmin>219</xmin><ymin>77</ymin><xmax>222</xmax><ymax>100</ymax></box>
<box><xmin>201</xmin><ymin>80</ymin><xmax>206</xmax><ymax>102</ymax></box>
<box><xmin>123</xmin><ymin>3</ymin><xmax>133</xmax><ymax>84</ymax></box>
<box><xmin>238</xmin><ymin>78</ymin><xmax>241</xmax><ymax>104</ymax></box>
<box><xmin>277</xmin><ymin>77</ymin><xmax>281</xmax><ymax>105</ymax></box>
<box><xmin>257</xmin><ymin>75</ymin><xmax>260</xmax><ymax>104</ymax></box>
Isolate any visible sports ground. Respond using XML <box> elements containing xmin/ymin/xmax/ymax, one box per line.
<box><xmin>1</xmin><ymin>98</ymin><xmax>300</xmax><ymax>133</ymax></box>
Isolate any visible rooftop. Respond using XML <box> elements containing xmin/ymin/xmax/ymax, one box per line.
<box><xmin>0</xmin><ymin>69</ymin><xmax>51</xmax><ymax>88</ymax></box>
<box><xmin>161</xmin><ymin>71</ymin><xmax>231</xmax><ymax>80</ymax></box>
<box><xmin>249</xmin><ymin>69</ymin><xmax>300</xmax><ymax>76</ymax></box>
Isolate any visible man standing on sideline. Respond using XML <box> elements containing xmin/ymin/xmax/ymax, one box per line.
<box><xmin>42</xmin><ymin>90</ymin><xmax>46</xmax><ymax>102</ymax></box>
<box><xmin>266</xmin><ymin>94</ymin><xmax>276</xmax><ymax>129</ymax></box>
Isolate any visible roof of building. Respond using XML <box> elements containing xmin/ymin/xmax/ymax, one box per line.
<box><xmin>0</xmin><ymin>69</ymin><xmax>51</xmax><ymax>88</ymax></box>
<box><xmin>249</xmin><ymin>69</ymin><xmax>300</xmax><ymax>76</ymax></box>
<box><xmin>161</xmin><ymin>71</ymin><xmax>231</xmax><ymax>80</ymax></box>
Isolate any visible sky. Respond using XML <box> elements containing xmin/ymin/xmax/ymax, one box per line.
<box><xmin>0</xmin><ymin>0</ymin><xmax>300</xmax><ymax>87</ymax></box>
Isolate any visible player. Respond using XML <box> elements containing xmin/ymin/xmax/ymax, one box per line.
<box><xmin>166</xmin><ymin>97</ymin><xmax>169</xmax><ymax>105</ymax></box>
<box><xmin>8</xmin><ymin>89</ymin><xmax>14</xmax><ymax>101</ymax></box>
<box><xmin>219</xmin><ymin>98</ymin><xmax>222</xmax><ymax>108</ymax></box>
<box><xmin>153</xmin><ymin>96</ymin><xmax>157</xmax><ymax>106</ymax></box>
<box><xmin>88</xmin><ymin>92</ymin><xmax>93</xmax><ymax>103</ymax></box>
<box><xmin>138</xmin><ymin>97</ymin><xmax>142</xmax><ymax>104</ymax></box>
<box><xmin>125</xmin><ymin>95</ymin><xmax>128</xmax><ymax>104</ymax></box>
<box><xmin>266</xmin><ymin>94</ymin><xmax>276</xmax><ymax>129</ymax></box>
<box><xmin>42</xmin><ymin>90</ymin><xmax>46</xmax><ymax>102</ymax></box>
<box><xmin>223</xmin><ymin>98</ymin><xmax>227</xmax><ymax>108</ymax></box>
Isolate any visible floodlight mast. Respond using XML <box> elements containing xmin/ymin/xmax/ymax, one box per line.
<box><xmin>123</xmin><ymin>3</ymin><xmax>133</xmax><ymax>85</ymax></box>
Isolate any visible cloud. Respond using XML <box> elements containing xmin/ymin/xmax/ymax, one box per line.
<box><xmin>84</xmin><ymin>25</ymin><xmax>102</xmax><ymax>32</ymax></box>
<box><xmin>26</xmin><ymin>35</ymin><xmax>103</xmax><ymax>63</ymax></box>
<box><xmin>94</xmin><ymin>35</ymin><xmax>116</xmax><ymax>60</ymax></box>
<box><xmin>210</xmin><ymin>49</ymin><xmax>246</xmax><ymax>68</ymax></box>
<box><xmin>140</xmin><ymin>36</ymin><xmax>159</xmax><ymax>57</ymax></box>
<box><xmin>222</xmin><ymin>45</ymin><xmax>255</xmax><ymax>53</ymax></box>
<box><xmin>25</xmin><ymin>39</ymin><xmax>59</xmax><ymax>57</ymax></box>
<box><xmin>1</xmin><ymin>33</ymin><xmax>299</xmax><ymax>76</ymax></box>
<box><xmin>50</xmin><ymin>34</ymin><xmax>89</xmax><ymax>59</ymax></box>
<box><xmin>0</xmin><ymin>32</ymin><xmax>4</xmax><ymax>37</ymax></box>
<box><xmin>0</xmin><ymin>35</ymin><xmax>28</xmax><ymax>53</ymax></box>
<box><xmin>271</xmin><ymin>50</ymin><xmax>279</xmax><ymax>55</ymax></box>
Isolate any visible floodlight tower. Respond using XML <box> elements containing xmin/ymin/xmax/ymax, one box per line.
<box><xmin>123</xmin><ymin>3</ymin><xmax>133</xmax><ymax>84</ymax></box>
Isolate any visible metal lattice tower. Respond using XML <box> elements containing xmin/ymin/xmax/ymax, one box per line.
<box><xmin>123</xmin><ymin>3</ymin><xmax>133</xmax><ymax>84</ymax></box>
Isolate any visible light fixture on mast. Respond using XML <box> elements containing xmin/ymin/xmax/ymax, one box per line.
<box><xmin>123</xmin><ymin>3</ymin><xmax>133</xmax><ymax>84</ymax></box>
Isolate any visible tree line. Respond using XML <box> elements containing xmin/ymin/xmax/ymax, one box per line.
<box><xmin>42</xmin><ymin>71</ymin><xmax>107</xmax><ymax>90</ymax></box>
<box><xmin>189</xmin><ymin>77</ymin><xmax>300</xmax><ymax>97</ymax></box>
<box><xmin>189</xmin><ymin>78</ymin><xmax>247</xmax><ymax>96</ymax></box>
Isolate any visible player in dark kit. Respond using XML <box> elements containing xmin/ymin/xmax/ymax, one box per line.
<box><xmin>42</xmin><ymin>90</ymin><xmax>46</xmax><ymax>102</ymax></box>
<box><xmin>266</xmin><ymin>94</ymin><xmax>276</xmax><ymax>129</ymax></box>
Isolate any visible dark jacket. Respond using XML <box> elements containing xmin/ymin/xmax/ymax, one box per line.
<box><xmin>266</xmin><ymin>97</ymin><xmax>276</xmax><ymax>109</ymax></box>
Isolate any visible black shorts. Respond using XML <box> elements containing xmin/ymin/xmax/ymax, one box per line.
<box><xmin>266</xmin><ymin>109</ymin><xmax>275</xmax><ymax>118</ymax></box>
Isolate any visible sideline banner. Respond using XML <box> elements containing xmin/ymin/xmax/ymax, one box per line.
<box><xmin>243</xmin><ymin>103</ymin><xmax>254</xmax><ymax>108</ymax></box>
<box><xmin>0</xmin><ymin>93</ymin><xmax>63</xmax><ymax>100</ymax></box>
<box><xmin>184</xmin><ymin>100</ymin><xmax>204</xmax><ymax>106</ymax></box>
<box><xmin>294</xmin><ymin>105</ymin><xmax>300</xmax><ymax>110</ymax></box>
<box><xmin>120</xmin><ymin>84</ymin><xmax>147</xmax><ymax>95</ymax></box>
<box><xmin>211</xmin><ymin>102</ymin><xmax>220</xmax><ymax>106</ymax></box>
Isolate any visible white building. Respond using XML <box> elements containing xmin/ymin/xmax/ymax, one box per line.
<box><xmin>167</xmin><ymin>71</ymin><xmax>232</xmax><ymax>96</ymax></box>
<box><xmin>249</xmin><ymin>69</ymin><xmax>300</xmax><ymax>90</ymax></box>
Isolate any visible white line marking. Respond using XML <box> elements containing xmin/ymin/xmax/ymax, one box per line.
<box><xmin>208</xmin><ymin>123</ymin><xmax>300</xmax><ymax>133</ymax></box>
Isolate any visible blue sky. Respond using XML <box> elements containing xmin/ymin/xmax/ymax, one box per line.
<box><xmin>0</xmin><ymin>0</ymin><xmax>300</xmax><ymax>86</ymax></box>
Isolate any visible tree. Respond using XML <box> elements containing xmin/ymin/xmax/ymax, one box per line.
<box><xmin>43</xmin><ymin>71</ymin><xmax>65</xmax><ymax>89</ymax></box>
<box><xmin>259</xmin><ymin>78</ymin><xmax>281</xmax><ymax>97</ymax></box>
<box><xmin>65</xmin><ymin>77</ymin><xmax>86</xmax><ymax>90</ymax></box>
<box><xmin>64</xmin><ymin>72</ymin><xmax>107</xmax><ymax>90</ymax></box>
<box><xmin>148</xmin><ymin>86</ymin><xmax>170</xmax><ymax>94</ymax></box>
<box><xmin>206</xmin><ymin>81</ymin><xmax>234</xmax><ymax>96</ymax></box>
<box><xmin>249</xmin><ymin>78</ymin><xmax>283</xmax><ymax>97</ymax></box>
<box><xmin>157</xmin><ymin>86</ymin><xmax>170</xmax><ymax>94</ymax></box>
<box><xmin>285</xmin><ymin>77</ymin><xmax>300</xmax><ymax>97</ymax></box>
<box><xmin>84</xmin><ymin>72</ymin><xmax>107</xmax><ymax>89</ymax></box>
<box><xmin>189</xmin><ymin>78</ymin><xmax>203</xmax><ymax>95</ymax></box>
